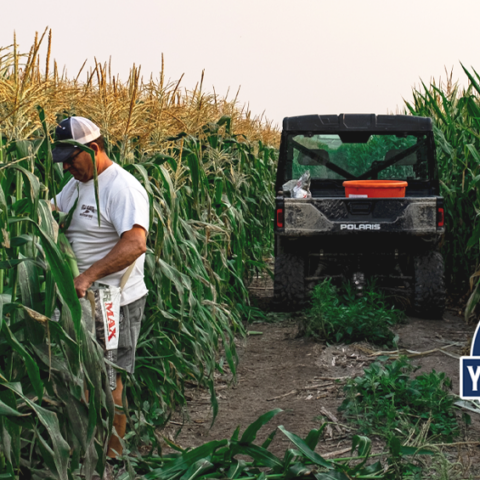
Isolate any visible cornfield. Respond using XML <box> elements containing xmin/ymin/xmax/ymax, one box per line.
<box><xmin>0</xmin><ymin>31</ymin><xmax>278</xmax><ymax>478</ymax></box>
<box><xmin>406</xmin><ymin>67</ymin><xmax>480</xmax><ymax>313</ymax></box>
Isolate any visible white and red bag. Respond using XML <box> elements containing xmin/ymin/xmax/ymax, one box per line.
<box><xmin>97</xmin><ymin>287</ymin><xmax>121</xmax><ymax>350</ymax></box>
<box><xmin>91</xmin><ymin>263</ymin><xmax>135</xmax><ymax>389</ymax></box>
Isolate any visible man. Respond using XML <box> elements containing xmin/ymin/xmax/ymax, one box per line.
<box><xmin>51</xmin><ymin>117</ymin><xmax>149</xmax><ymax>471</ymax></box>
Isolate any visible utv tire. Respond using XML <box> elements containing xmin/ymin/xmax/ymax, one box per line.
<box><xmin>413</xmin><ymin>251</ymin><xmax>445</xmax><ymax>319</ymax></box>
<box><xmin>274</xmin><ymin>253</ymin><xmax>305</xmax><ymax>312</ymax></box>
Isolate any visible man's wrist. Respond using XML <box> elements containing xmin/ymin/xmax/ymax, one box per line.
<box><xmin>78</xmin><ymin>270</ymin><xmax>96</xmax><ymax>286</ymax></box>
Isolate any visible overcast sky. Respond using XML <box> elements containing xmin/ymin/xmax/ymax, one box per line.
<box><xmin>2</xmin><ymin>0</ymin><xmax>479</xmax><ymax>126</ymax></box>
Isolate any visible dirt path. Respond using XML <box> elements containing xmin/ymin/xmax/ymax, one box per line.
<box><xmin>162</xmin><ymin>285</ymin><xmax>480</xmax><ymax>473</ymax></box>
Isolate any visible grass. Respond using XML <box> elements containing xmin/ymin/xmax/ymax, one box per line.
<box><xmin>339</xmin><ymin>356</ymin><xmax>460</xmax><ymax>443</ymax></box>
<box><xmin>302</xmin><ymin>279</ymin><xmax>405</xmax><ymax>347</ymax></box>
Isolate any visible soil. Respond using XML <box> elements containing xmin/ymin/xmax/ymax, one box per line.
<box><xmin>161</xmin><ymin>276</ymin><xmax>480</xmax><ymax>475</ymax></box>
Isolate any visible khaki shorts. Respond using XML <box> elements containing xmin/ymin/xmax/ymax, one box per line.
<box><xmin>116</xmin><ymin>295</ymin><xmax>147</xmax><ymax>374</ymax></box>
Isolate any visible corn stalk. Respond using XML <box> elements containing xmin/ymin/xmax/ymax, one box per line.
<box><xmin>0</xmin><ymin>34</ymin><xmax>277</xmax><ymax>478</ymax></box>
<box><xmin>406</xmin><ymin>67</ymin><xmax>480</xmax><ymax>307</ymax></box>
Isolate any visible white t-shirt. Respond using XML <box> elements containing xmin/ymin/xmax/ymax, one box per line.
<box><xmin>54</xmin><ymin>163</ymin><xmax>149</xmax><ymax>306</ymax></box>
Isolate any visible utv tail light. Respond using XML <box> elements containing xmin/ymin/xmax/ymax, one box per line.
<box><xmin>437</xmin><ymin>207</ymin><xmax>444</xmax><ymax>227</ymax></box>
<box><xmin>276</xmin><ymin>208</ymin><xmax>284</xmax><ymax>228</ymax></box>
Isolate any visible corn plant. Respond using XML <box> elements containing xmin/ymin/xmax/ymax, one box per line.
<box><xmin>122</xmin><ymin>119</ymin><xmax>278</xmax><ymax>450</ymax></box>
<box><xmin>0</xmin><ymin>124</ymin><xmax>115</xmax><ymax>478</ymax></box>
<box><xmin>0</xmin><ymin>34</ymin><xmax>278</xmax><ymax>478</ymax></box>
<box><xmin>405</xmin><ymin>67</ymin><xmax>480</xmax><ymax>297</ymax></box>
<box><xmin>126</xmin><ymin>409</ymin><xmax>432</xmax><ymax>479</ymax></box>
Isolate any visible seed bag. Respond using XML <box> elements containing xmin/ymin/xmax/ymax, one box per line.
<box><xmin>89</xmin><ymin>263</ymin><xmax>134</xmax><ymax>390</ymax></box>
<box><xmin>95</xmin><ymin>287</ymin><xmax>121</xmax><ymax>351</ymax></box>
<box><xmin>91</xmin><ymin>286</ymin><xmax>121</xmax><ymax>390</ymax></box>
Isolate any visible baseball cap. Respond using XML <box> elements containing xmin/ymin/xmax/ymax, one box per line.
<box><xmin>52</xmin><ymin>117</ymin><xmax>101</xmax><ymax>163</ymax></box>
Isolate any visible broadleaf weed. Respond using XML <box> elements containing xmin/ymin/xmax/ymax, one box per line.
<box><xmin>303</xmin><ymin>279</ymin><xmax>405</xmax><ymax>347</ymax></box>
<box><xmin>339</xmin><ymin>356</ymin><xmax>459</xmax><ymax>442</ymax></box>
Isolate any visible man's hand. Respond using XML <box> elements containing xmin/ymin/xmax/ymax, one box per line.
<box><xmin>73</xmin><ymin>225</ymin><xmax>147</xmax><ymax>298</ymax></box>
<box><xmin>74</xmin><ymin>272</ymin><xmax>94</xmax><ymax>298</ymax></box>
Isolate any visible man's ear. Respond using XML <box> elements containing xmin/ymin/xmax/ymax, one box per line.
<box><xmin>88</xmin><ymin>142</ymin><xmax>100</xmax><ymax>154</ymax></box>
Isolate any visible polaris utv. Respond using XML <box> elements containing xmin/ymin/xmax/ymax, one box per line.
<box><xmin>274</xmin><ymin>114</ymin><xmax>445</xmax><ymax>319</ymax></box>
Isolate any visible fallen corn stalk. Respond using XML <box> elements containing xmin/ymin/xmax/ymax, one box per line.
<box><xmin>367</xmin><ymin>345</ymin><xmax>460</xmax><ymax>360</ymax></box>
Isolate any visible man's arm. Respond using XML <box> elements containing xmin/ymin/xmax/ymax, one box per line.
<box><xmin>74</xmin><ymin>225</ymin><xmax>147</xmax><ymax>298</ymax></box>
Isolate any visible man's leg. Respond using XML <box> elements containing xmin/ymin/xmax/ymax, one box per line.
<box><xmin>108</xmin><ymin>295</ymin><xmax>146</xmax><ymax>459</ymax></box>
<box><xmin>107</xmin><ymin>373</ymin><xmax>127</xmax><ymax>458</ymax></box>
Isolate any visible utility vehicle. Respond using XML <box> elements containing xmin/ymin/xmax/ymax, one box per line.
<box><xmin>274</xmin><ymin>114</ymin><xmax>445</xmax><ymax>319</ymax></box>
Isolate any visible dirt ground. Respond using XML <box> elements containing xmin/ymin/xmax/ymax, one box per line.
<box><xmin>162</xmin><ymin>278</ymin><xmax>480</xmax><ymax>475</ymax></box>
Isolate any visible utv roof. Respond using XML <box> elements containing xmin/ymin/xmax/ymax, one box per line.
<box><xmin>282</xmin><ymin>114</ymin><xmax>432</xmax><ymax>133</ymax></box>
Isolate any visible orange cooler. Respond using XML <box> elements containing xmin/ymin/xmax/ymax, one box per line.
<box><xmin>343</xmin><ymin>180</ymin><xmax>408</xmax><ymax>198</ymax></box>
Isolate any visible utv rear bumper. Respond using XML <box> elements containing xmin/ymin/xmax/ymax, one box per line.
<box><xmin>276</xmin><ymin>197</ymin><xmax>445</xmax><ymax>237</ymax></box>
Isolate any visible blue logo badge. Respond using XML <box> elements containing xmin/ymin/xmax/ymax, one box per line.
<box><xmin>460</xmin><ymin>322</ymin><xmax>480</xmax><ymax>399</ymax></box>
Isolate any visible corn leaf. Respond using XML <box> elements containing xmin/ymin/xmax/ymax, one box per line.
<box><xmin>3</xmin><ymin>324</ymin><xmax>43</xmax><ymax>400</ymax></box>
<box><xmin>278</xmin><ymin>425</ymin><xmax>332</xmax><ymax>468</ymax></box>
<box><xmin>8</xmin><ymin>217</ymin><xmax>81</xmax><ymax>339</ymax></box>
<box><xmin>240</xmin><ymin>409</ymin><xmax>283</xmax><ymax>444</ymax></box>
<box><xmin>3</xmin><ymin>382</ymin><xmax>70</xmax><ymax>479</ymax></box>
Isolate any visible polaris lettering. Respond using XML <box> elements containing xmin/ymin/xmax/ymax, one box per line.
<box><xmin>340</xmin><ymin>224</ymin><xmax>381</xmax><ymax>231</ymax></box>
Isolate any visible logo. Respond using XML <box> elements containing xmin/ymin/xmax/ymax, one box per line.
<box><xmin>79</xmin><ymin>204</ymin><xmax>96</xmax><ymax>219</ymax></box>
<box><xmin>340</xmin><ymin>224</ymin><xmax>381</xmax><ymax>231</ymax></box>
<box><xmin>105</xmin><ymin>302</ymin><xmax>117</xmax><ymax>342</ymax></box>
<box><xmin>460</xmin><ymin>323</ymin><xmax>480</xmax><ymax>399</ymax></box>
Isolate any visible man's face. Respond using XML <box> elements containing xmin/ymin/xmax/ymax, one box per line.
<box><xmin>62</xmin><ymin>146</ymin><xmax>97</xmax><ymax>183</ymax></box>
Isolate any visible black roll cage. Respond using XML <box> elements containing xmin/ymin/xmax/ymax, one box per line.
<box><xmin>275</xmin><ymin>115</ymin><xmax>439</xmax><ymax>196</ymax></box>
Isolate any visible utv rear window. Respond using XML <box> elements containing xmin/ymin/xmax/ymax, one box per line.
<box><xmin>286</xmin><ymin>133</ymin><xmax>430</xmax><ymax>181</ymax></box>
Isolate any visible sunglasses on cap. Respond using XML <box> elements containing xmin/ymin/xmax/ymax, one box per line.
<box><xmin>63</xmin><ymin>149</ymin><xmax>82</xmax><ymax>165</ymax></box>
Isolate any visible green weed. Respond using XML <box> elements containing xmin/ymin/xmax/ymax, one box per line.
<box><xmin>303</xmin><ymin>279</ymin><xmax>405</xmax><ymax>347</ymax></box>
<box><xmin>339</xmin><ymin>356</ymin><xmax>459</xmax><ymax>442</ymax></box>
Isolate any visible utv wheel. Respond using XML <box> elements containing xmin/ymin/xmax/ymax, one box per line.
<box><xmin>413</xmin><ymin>251</ymin><xmax>445</xmax><ymax>319</ymax></box>
<box><xmin>274</xmin><ymin>253</ymin><xmax>305</xmax><ymax>311</ymax></box>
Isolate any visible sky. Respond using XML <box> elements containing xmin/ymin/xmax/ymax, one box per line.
<box><xmin>2</xmin><ymin>0</ymin><xmax>479</xmax><ymax>127</ymax></box>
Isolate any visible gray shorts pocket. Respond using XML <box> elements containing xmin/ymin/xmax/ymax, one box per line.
<box><xmin>116</xmin><ymin>296</ymin><xmax>146</xmax><ymax>374</ymax></box>
<box><xmin>129</xmin><ymin>306</ymin><xmax>143</xmax><ymax>350</ymax></box>
<box><xmin>118</xmin><ymin>308</ymin><xmax>132</xmax><ymax>350</ymax></box>
<box><xmin>118</xmin><ymin>297</ymin><xmax>146</xmax><ymax>350</ymax></box>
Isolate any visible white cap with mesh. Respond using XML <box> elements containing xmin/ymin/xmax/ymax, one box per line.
<box><xmin>52</xmin><ymin>116</ymin><xmax>102</xmax><ymax>163</ymax></box>
<box><xmin>67</xmin><ymin>117</ymin><xmax>101</xmax><ymax>144</ymax></box>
